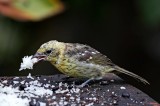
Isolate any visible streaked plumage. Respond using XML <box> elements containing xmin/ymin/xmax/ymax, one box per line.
<box><xmin>33</xmin><ymin>40</ymin><xmax>149</xmax><ymax>87</ymax></box>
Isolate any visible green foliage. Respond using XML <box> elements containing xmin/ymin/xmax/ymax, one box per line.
<box><xmin>13</xmin><ymin>0</ymin><xmax>55</xmax><ymax>19</ymax></box>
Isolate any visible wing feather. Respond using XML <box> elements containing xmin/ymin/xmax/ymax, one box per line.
<box><xmin>65</xmin><ymin>43</ymin><xmax>114</xmax><ymax>66</ymax></box>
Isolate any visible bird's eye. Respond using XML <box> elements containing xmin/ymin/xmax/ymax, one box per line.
<box><xmin>46</xmin><ymin>49</ymin><xmax>52</xmax><ymax>54</ymax></box>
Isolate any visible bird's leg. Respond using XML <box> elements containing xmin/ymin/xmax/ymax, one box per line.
<box><xmin>77</xmin><ymin>77</ymin><xmax>103</xmax><ymax>88</ymax></box>
<box><xmin>77</xmin><ymin>78</ymin><xmax>94</xmax><ymax>88</ymax></box>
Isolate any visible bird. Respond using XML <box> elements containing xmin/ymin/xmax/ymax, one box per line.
<box><xmin>33</xmin><ymin>40</ymin><xmax>149</xmax><ymax>87</ymax></box>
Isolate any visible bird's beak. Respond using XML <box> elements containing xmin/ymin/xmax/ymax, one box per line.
<box><xmin>32</xmin><ymin>53</ymin><xmax>47</xmax><ymax>61</ymax></box>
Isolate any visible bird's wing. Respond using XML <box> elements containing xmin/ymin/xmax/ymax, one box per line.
<box><xmin>65</xmin><ymin>43</ymin><xmax>149</xmax><ymax>84</ymax></box>
<box><xmin>65</xmin><ymin>43</ymin><xmax>114</xmax><ymax>66</ymax></box>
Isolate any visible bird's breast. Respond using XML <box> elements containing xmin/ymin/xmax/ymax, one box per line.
<box><xmin>53</xmin><ymin>58</ymin><xmax>80</xmax><ymax>77</ymax></box>
<box><xmin>53</xmin><ymin>57</ymin><xmax>108</xmax><ymax>78</ymax></box>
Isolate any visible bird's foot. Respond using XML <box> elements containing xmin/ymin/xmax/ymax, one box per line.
<box><xmin>76</xmin><ymin>78</ymin><xmax>94</xmax><ymax>88</ymax></box>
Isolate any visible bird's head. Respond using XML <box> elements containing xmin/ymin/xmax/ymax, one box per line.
<box><xmin>33</xmin><ymin>40</ymin><xmax>65</xmax><ymax>63</ymax></box>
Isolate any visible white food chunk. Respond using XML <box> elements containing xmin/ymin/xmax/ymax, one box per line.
<box><xmin>120</xmin><ymin>86</ymin><xmax>126</xmax><ymax>90</ymax></box>
<box><xmin>19</xmin><ymin>56</ymin><xmax>38</xmax><ymax>71</ymax></box>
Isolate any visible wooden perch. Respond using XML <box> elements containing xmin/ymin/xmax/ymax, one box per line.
<box><xmin>0</xmin><ymin>73</ymin><xmax>159</xmax><ymax>106</ymax></box>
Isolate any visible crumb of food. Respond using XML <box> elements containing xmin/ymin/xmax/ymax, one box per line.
<box><xmin>19</xmin><ymin>56</ymin><xmax>38</xmax><ymax>71</ymax></box>
<box><xmin>120</xmin><ymin>86</ymin><xmax>126</xmax><ymax>90</ymax></box>
<box><xmin>27</xmin><ymin>73</ymin><xmax>34</xmax><ymax>80</ymax></box>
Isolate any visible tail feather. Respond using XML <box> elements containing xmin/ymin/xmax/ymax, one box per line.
<box><xmin>114</xmin><ymin>66</ymin><xmax>149</xmax><ymax>84</ymax></box>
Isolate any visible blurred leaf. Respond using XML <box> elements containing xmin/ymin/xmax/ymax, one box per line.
<box><xmin>0</xmin><ymin>0</ymin><xmax>64</xmax><ymax>21</ymax></box>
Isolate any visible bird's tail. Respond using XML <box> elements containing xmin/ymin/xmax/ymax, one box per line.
<box><xmin>113</xmin><ymin>66</ymin><xmax>149</xmax><ymax>84</ymax></box>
